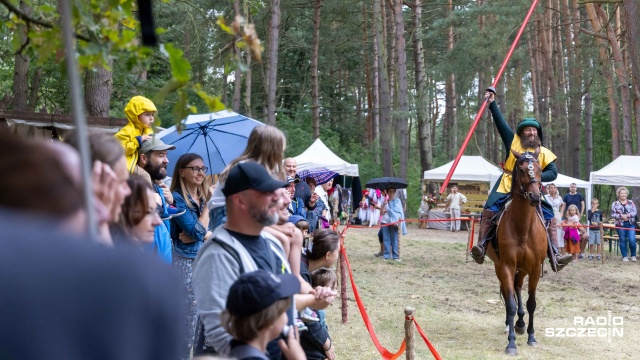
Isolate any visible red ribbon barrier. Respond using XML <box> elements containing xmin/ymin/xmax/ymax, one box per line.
<box><xmin>339</xmin><ymin>226</ymin><xmax>443</xmax><ymax>359</ymax></box>
<box><xmin>340</xmin><ymin>246</ymin><xmax>407</xmax><ymax>359</ymax></box>
<box><xmin>414</xmin><ymin>319</ymin><xmax>443</xmax><ymax>360</ymax></box>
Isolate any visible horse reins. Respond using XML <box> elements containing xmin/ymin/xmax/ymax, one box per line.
<box><xmin>513</xmin><ymin>153</ymin><xmax>540</xmax><ymax>200</ymax></box>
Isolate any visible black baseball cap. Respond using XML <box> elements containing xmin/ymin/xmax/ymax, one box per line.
<box><xmin>222</xmin><ymin>161</ymin><xmax>289</xmax><ymax>197</ymax></box>
<box><xmin>226</xmin><ymin>270</ymin><xmax>300</xmax><ymax>317</ymax></box>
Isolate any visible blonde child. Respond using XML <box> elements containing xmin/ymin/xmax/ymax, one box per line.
<box><xmin>587</xmin><ymin>199</ymin><xmax>604</xmax><ymax>261</ymax></box>
<box><xmin>564</xmin><ymin>205</ymin><xmax>582</xmax><ymax>259</ymax></box>
<box><xmin>115</xmin><ymin>96</ymin><xmax>156</xmax><ymax>174</ymax></box>
<box><xmin>310</xmin><ymin>267</ymin><xmax>337</xmax><ymax>332</ymax></box>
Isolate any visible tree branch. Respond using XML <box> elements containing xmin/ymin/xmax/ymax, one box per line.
<box><xmin>578</xmin><ymin>0</ymin><xmax>621</xmax><ymax>3</ymax></box>
<box><xmin>0</xmin><ymin>0</ymin><xmax>91</xmax><ymax>42</ymax></box>
<box><xmin>578</xmin><ymin>26</ymin><xmax>609</xmax><ymax>40</ymax></box>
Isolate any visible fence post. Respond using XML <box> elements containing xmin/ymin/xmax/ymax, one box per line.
<box><xmin>340</xmin><ymin>248</ymin><xmax>348</xmax><ymax>323</ymax></box>
<box><xmin>404</xmin><ymin>307</ymin><xmax>416</xmax><ymax>360</ymax></box>
<box><xmin>466</xmin><ymin>218</ymin><xmax>475</xmax><ymax>261</ymax></box>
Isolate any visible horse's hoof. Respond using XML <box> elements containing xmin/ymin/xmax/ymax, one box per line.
<box><xmin>528</xmin><ymin>341</ymin><xmax>538</xmax><ymax>347</ymax></box>
<box><xmin>515</xmin><ymin>325</ymin><xmax>526</xmax><ymax>335</ymax></box>
<box><xmin>505</xmin><ymin>347</ymin><xmax>518</xmax><ymax>356</ymax></box>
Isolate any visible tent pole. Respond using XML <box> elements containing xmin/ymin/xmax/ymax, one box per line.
<box><xmin>60</xmin><ymin>0</ymin><xmax>97</xmax><ymax>240</ymax></box>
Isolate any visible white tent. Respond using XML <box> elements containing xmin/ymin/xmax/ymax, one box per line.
<box><xmin>423</xmin><ymin>156</ymin><xmax>502</xmax><ymax>189</ymax></box>
<box><xmin>589</xmin><ymin>155</ymin><xmax>640</xmax><ymax>186</ymax></box>
<box><xmin>294</xmin><ymin>139</ymin><xmax>359</xmax><ymax>176</ymax></box>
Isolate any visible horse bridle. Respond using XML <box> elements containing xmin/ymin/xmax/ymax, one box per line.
<box><xmin>516</xmin><ymin>153</ymin><xmax>540</xmax><ymax>200</ymax></box>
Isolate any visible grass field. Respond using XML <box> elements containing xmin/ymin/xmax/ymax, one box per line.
<box><xmin>326</xmin><ymin>225</ymin><xmax>640</xmax><ymax>360</ymax></box>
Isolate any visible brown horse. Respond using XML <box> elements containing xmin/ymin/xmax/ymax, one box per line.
<box><xmin>486</xmin><ymin>149</ymin><xmax>547</xmax><ymax>356</ymax></box>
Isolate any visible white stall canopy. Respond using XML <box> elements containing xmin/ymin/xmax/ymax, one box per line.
<box><xmin>423</xmin><ymin>156</ymin><xmax>502</xmax><ymax>189</ymax></box>
<box><xmin>294</xmin><ymin>139</ymin><xmax>359</xmax><ymax>176</ymax></box>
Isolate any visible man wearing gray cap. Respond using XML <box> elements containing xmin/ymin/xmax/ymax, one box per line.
<box><xmin>138</xmin><ymin>137</ymin><xmax>181</xmax><ymax>263</ymax></box>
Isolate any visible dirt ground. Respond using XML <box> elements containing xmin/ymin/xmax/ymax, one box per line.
<box><xmin>326</xmin><ymin>225</ymin><xmax>640</xmax><ymax>360</ymax></box>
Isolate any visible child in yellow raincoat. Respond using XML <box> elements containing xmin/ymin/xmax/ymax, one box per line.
<box><xmin>115</xmin><ymin>96</ymin><xmax>156</xmax><ymax>175</ymax></box>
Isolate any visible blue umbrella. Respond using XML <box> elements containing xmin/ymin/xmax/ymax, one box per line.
<box><xmin>298</xmin><ymin>168</ymin><xmax>338</xmax><ymax>185</ymax></box>
<box><xmin>156</xmin><ymin>111</ymin><xmax>263</xmax><ymax>176</ymax></box>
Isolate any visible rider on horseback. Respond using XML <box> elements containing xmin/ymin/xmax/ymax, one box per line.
<box><xmin>470</xmin><ymin>89</ymin><xmax>573</xmax><ymax>272</ymax></box>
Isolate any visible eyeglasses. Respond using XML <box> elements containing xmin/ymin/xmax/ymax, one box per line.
<box><xmin>183</xmin><ymin>166</ymin><xmax>208</xmax><ymax>174</ymax></box>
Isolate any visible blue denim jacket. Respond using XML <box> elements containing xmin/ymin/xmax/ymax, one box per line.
<box><xmin>170</xmin><ymin>191</ymin><xmax>207</xmax><ymax>258</ymax></box>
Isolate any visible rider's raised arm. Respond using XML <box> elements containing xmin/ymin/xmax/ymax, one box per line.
<box><xmin>488</xmin><ymin>101</ymin><xmax>514</xmax><ymax>154</ymax></box>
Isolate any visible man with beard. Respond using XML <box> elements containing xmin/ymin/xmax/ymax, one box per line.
<box><xmin>192</xmin><ymin>162</ymin><xmax>336</xmax><ymax>358</ymax></box>
<box><xmin>470</xmin><ymin>90</ymin><xmax>573</xmax><ymax>272</ymax></box>
<box><xmin>138</xmin><ymin>138</ymin><xmax>179</xmax><ymax>263</ymax></box>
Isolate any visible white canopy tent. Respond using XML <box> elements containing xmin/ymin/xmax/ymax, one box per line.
<box><xmin>423</xmin><ymin>156</ymin><xmax>502</xmax><ymax>189</ymax></box>
<box><xmin>589</xmin><ymin>156</ymin><xmax>640</xmax><ymax>186</ymax></box>
<box><xmin>294</xmin><ymin>139</ymin><xmax>359</xmax><ymax>176</ymax></box>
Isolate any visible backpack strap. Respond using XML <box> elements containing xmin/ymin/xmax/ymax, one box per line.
<box><xmin>209</xmin><ymin>237</ymin><xmax>244</xmax><ymax>274</ymax></box>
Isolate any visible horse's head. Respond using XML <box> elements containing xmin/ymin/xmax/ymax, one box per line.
<box><xmin>510</xmin><ymin>148</ymin><xmax>542</xmax><ymax>206</ymax></box>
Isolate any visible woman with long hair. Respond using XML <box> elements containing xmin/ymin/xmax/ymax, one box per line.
<box><xmin>111</xmin><ymin>176</ymin><xmax>163</xmax><ymax>247</ymax></box>
<box><xmin>170</xmin><ymin>153</ymin><xmax>212</xmax><ymax>359</ymax></box>
<box><xmin>299</xmin><ymin>229</ymin><xmax>340</xmax><ymax>360</ymax></box>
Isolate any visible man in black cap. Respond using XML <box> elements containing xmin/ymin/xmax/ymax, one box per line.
<box><xmin>192</xmin><ymin>162</ymin><xmax>335</xmax><ymax>358</ymax></box>
<box><xmin>470</xmin><ymin>90</ymin><xmax>572</xmax><ymax>272</ymax></box>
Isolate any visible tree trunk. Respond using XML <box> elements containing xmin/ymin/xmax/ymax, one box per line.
<box><xmin>26</xmin><ymin>67</ymin><xmax>42</xmax><ymax>111</ymax></box>
<box><xmin>412</xmin><ymin>0</ymin><xmax>433</xmax><ymax>173</ymax></box>
<box><xmin>584</xmin><ymin>91</ymin><xmax>593</xmax><ymax>175</ymax></box>
<box><xmin>444</xmin><ymin>0</ymin><xmax>456</xmax><ymax>159</ymax></box>
<box><xmin>393</xmin><ymin>0</ymin><xmax>409</xmax><ymax>178</ymax></box>
<box><xmin>12</xmin><ymin>1</ymin><xmax>30</xmax><ymax>111</ymax></box>
<box><xmin>386</xmin><ymin>0</ymin><xmax>395</xmax><ymax>111</ymax></box>
<box><xmin>311</xmin><ymin>0</ymin><xmax>322</xmax><ymax>139</ymax></box>
<box><xmin>622</xmin><ymin>0</ymin><xmax>640</xmax><ymax>154</ymax></box>
<box><xmin>586</xmin><ymin>3</ymin><xmax>621</xmax><ymax>158</ymax></box>
<box><xmin>363</xmin><ymin>18</ymin><xmax>373</xmax><ymax>146</ymax></box>
<box><xmin>244</xmin><ymin>45</ymin><xmax>252</xmax><ymax>117</ymax></box>
<box><xmin>373</xmin><ymin>0</ymin><xmax>393</xmax><ymax>175</ymax></box>
<box><xmin>266</xmin><ymin>0</ymin><xmax>281</xmax><ymax>125</ymax></box>
<box><xmin>562</xmin><ymin>0</ymin><xmax>582</xmax><ymax>177</ymax></box>
<box><xmin>232</xmin><ymin>0</ymin><xmax>242</xmax><ymax>112</ymax></box>
<box><xmin>371</xmin><ymin>6</ymin><xmax>380</xmax><ymax>162</ymax></box>
<box><xmin>595</xmin><ymin>5</ymin><xmax>633</xmax><ymax>155</ymax></box>
<box><xmin>84</xmin><ymin>59</ymin><xmax>113</xmax><ymax>117</ymax></box>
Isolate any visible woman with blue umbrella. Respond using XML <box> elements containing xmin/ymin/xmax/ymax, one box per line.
<box><xmin>169</xmin><ymin>153</ymin><xmax>213</xmax><ymax>359</ymax></box>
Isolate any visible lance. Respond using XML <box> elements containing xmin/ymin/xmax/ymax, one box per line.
<box><xmin>439</xmin><ymin>0</ymin><xmax>540</xmax><ymax>194</ymax></box>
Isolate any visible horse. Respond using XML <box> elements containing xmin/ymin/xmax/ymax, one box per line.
<box><xmin>485</xmin><ymin>148</ymin><xmax>547</xmax><ymax>356</ymax></box>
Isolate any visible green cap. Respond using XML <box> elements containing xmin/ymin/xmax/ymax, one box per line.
<box><xmin>139</xmin><ymin>136</ymin><xmax>175</xmax><ymax>154</ymax></box>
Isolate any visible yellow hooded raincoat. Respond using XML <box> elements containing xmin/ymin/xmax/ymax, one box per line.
<box><xmin>115</xmin><ymin>96</ymin><xmax>157</xmax><ymax>173</ymax></box>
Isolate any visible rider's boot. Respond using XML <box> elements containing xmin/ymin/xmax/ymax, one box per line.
<box><xmin>470</xmin><ymin>209</ymin><xmax>495</xmax><ymax>264</ymax></box>
<box><xmin>547</xmin><ymin>218</ymin><xmax>573</xmax><ymax>271</ymax></box>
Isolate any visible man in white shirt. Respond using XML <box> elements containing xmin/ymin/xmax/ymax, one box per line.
<box><xmin>445</xmin><ymin>185</ymin><xmax>467</xmax><ymax>232</ymax></box>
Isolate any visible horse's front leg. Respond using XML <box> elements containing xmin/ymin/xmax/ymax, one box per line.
<box><xmin>501</xmin><ymin>276</ymin><xmax>518</xmax><ymax>356</ymax></box>
<box><xmin>526</xmin><ymin>266</ymin><xmax>541</xmax><ymax>346</ymax></box>
<box><xmin>514</xmin><ymin>271</ymin><xmax>526</xmax><ymax>335</ymax></box>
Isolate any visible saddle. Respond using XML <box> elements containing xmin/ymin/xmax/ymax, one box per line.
<box><xmin>485</xmin><ymin>195</ymin><xmax>546</xmax><ymax>259</ymax></box>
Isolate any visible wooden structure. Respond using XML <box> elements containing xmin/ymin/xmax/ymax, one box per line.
<box><xmin>0</xmin><ymin>110</ymin><xmax>127</xmax><ymax>139</ymax></box>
